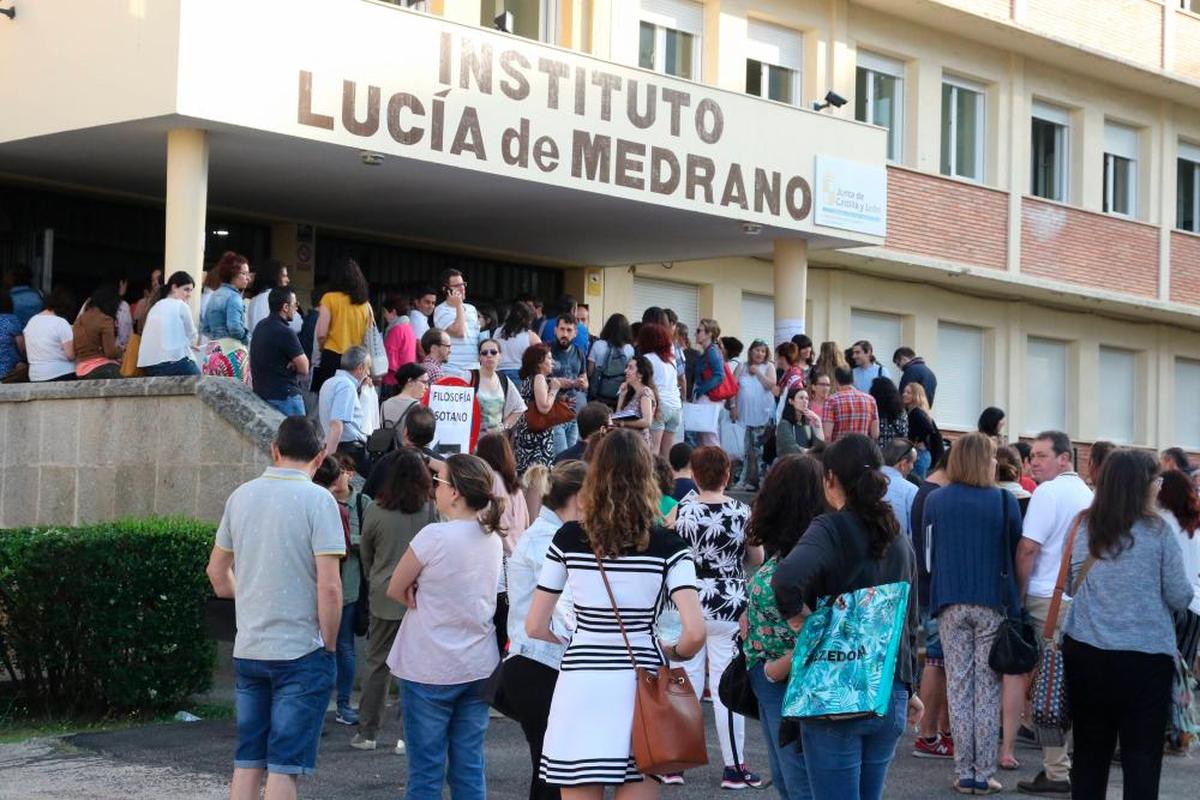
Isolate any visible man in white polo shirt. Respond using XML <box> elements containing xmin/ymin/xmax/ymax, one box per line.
<box><xmin>431</xmin><ymin>268</ymin><xmax>480</xmax><ymax>378</ymax></box>
<box><xmin>1014</xmin><ymin>429</ymin><xmax>1093</xmax><ymax>797</ymax></box>
<box><xmin>206</xmin><ymin>416</ymin><xmax>346</xmax><ymax>800</ymax></box>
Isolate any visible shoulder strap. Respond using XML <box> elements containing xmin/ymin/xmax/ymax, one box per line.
<box><xmin>499</xmin><ymin>371</ymin><xmax>511</xmax><ymax>396</ymax></box>
<box><xmin>592</xmin><ymin>551</ymin><xmax>641</xmax><ymax>670</ymax></box>
<box><xmin>469</xmin><ymin>369</ymin><xmax>480</xmax><ymax>390</ymax></box>
<box><xmin>1044</xmin><ymin>512</ymin><xmax>1085</xmax><ymax>639</ymax></box>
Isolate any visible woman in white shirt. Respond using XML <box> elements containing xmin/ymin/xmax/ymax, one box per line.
<box><xmin>23</xmin><ymin>288</ymin><xmax>76</xmax><ymax>382</ymax></box>
<box><xmin>138</xmin><ymin>272</ymin><xmax>201</xmax><ymax>376</ymax></box>
<box><xmin>495</xmin><ymin>301</ymin><xmax>540</xmax><ymax>383</ymax></box>
<box><xmin>1158</xmin><ymin>470</ymin><xmax>1200</xmax><ymax>663</ymax></box>
<box><xmin>245</xmin><ymin>260</ymin><xmax>302</xmax><ymax>341</ymax></box>
<box><xmin>387</xmin><ymin>454</ymin><xmax>505</xmax><ymax>800</ymax></box>
<box><xmin>636</xmin><ymin>322</ymin><xmax>682</xmax><ymax>459</ymax></box>
<box><xmin>732</xmin><ymin>340</ymin><xmax>777</xmax><ymax>491</ymax></box>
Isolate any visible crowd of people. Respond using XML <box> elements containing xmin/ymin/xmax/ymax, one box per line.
<box><xmin>7</xmin><ymin>260</ymin><xmax>1200</xmax><ymax>800</ymax></box>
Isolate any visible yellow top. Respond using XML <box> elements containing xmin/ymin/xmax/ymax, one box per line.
<box><xmin>320</xmin><ymin>291</ymin><xmax>371</xmax><ymax>354</ymax></box>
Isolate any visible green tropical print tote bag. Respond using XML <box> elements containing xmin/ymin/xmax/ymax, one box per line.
<box><xmin>781</xmin><ymin>581</ymin><xmax>910</xmax><ymax>721</ymax></box>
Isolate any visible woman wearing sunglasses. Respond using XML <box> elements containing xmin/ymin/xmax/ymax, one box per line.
<box><xmin>473</xmin><ymin>338</ymin><xmax>527</xmax><ymax>436</ymax></box>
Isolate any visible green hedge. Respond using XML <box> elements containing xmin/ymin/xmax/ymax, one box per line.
<box><xmin>0</xmin><ymin>518</ymin><xmax>217</xmax><ymax>716</ymax></box>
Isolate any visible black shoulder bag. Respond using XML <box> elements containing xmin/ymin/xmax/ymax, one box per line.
<box><xmin>988</xmin><ymin>489</ymin><xmax>1038</xmax><ymax>674</ymax></box>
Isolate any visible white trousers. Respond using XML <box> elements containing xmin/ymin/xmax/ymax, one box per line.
<box><xmin>676</xmin><ymin>618</ymin><xmax>744</xmax><ymax>768</ymax></box>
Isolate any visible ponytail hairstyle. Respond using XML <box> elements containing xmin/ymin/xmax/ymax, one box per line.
<box><xmin>158</xmin><ymin>270</ymin><xmax>195</xmax><ymax>301</ymax></box>
<box><xmin>443</xmin><ymin>453</ymin><xmax>505</xmax><ymax>534</ymax></box>
<box><xmin>821</xmin><ymin>433</ymin><xmax>899</xmax><ymax>559</ymax></box>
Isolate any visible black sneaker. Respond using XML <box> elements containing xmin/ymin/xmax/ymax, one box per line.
<box><xmin>1017</xmin><ymin>771</ymin><xmax>1070</xmax><ymax>797</ymax></box>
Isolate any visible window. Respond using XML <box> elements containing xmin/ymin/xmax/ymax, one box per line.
<box><xmin>1031</xmin><ymin>101</ymin><xmax>1069</xmax><ymax>202</ymax></box>
<box><xmin>1178</xmin><ymin>141</ymin><xmax>1200</xmax><ymax>233</ymax></box>
<box><xmin>741</xmin><ymin>293</ymin><xmax>776</xmax><ymax>348</ymax></box>
<box><xmin>855</xmin><ymin>51</ymin><xmax>904</xmax><ymax>162</ymax></box>
<box><xmin>941</xmin><ymin>76</ymin><xmax>986</xmax><ymax>181</ymax></box>
<box><xmin>639</xmin><ymin>0</ymin><xmax>702</xmax><ymax>80</ymax></box>
<box><xmin>936</xmin><ymin>323</ymin><xmax>984</xmax><ymax>429</ymax></box>
<box><xmin>744</xmin><ymin>20</ymin><xmax>801</xmax><ymax>105</ymax></box>
<box><xmin>1177</xmin><ymin>359</ymin><xmax>1200</xmax><ymax>448</ymax></box>
<box><xmin>1025</xmin><ymin>338</ymin><xmax>1068</xmax><ymax>434</ymax></box>
<box><xmin>1103</xmin><ymin>122</ymin><xmax>1138</xmax><ymax>217</ymax></box>
<box><xmin>849</xmin><ymin>309</ymin><xmax>902</xmax><ymax>380</ymax></box>
<box><xmin>1098</xmin><ymin>348</ymin><xmax>1136</xmax><ymax>444</ymax></box>
<box><xmin>492</xmin><ymin>0</ymin><xmax>560</xmax><ymax>42</ymax></box>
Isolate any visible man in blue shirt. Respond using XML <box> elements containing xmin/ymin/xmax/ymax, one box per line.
<box><xmin>5</xmin><ymin>265</ymin><xmax>44</xmax><ymax>326</ymax></box>
<box><xmin>881</xmin><ymin>438</ymin><xmax>919</xmax><ymax>539</ymax></box>
<box><xmin>318</xmin><ymin>345</ymin><xmax>372</xmax><ymax>476</ymax></box>
<box><xmin>549</xmin><ymin>315</ymin><xmax>588</xmax><ymax>455</ymax></box>
<box><xmin>850</xmin><ymin>339</ymin><xmax>890</xmax><ymax>392</ymax></box>
<box><xmin>539</xmin><ymin>294</ymin><xmax>590</xmax><ymax>354</ymax></box>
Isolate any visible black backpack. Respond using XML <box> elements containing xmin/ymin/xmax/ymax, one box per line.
<box><xmin>594</xmin><ymin>344</ymin><xmax>629</xmax><ymax>402</ymax></box>
<box><xmin>366</xmin><ymin>402</ymin><xmax>416</xmax><ymax>460</ymax></box>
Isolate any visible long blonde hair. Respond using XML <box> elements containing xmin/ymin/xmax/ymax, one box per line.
<box><xmin>905</xmin><ymin>382</ymin><xmax>931</xmax><ymax>412</ymax></box>
<box><xmin>815</xmin><ymin>341</ymin><xmax>848</xmax><ymax>379</ymax></box>
<box><xmin>580</xmin><ymin>429</ymin><xmax>661</xmax><ymax>557</ymax></box>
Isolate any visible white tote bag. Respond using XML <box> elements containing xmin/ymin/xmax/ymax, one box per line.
<box><xmin>682</xmin><ymin>401</ymin><xmax>721</xmax><ymax>435</ymax></box>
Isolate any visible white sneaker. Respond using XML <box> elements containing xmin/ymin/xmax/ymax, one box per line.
<box><xmin>350</xmin><ymin>733</ymin><xmax>376</xmax><ymax>751</ymax></box>
<box><xmin>394</xmin><ymin>739</ymin><xmax>406</xmax><ymax>755</ymax></box>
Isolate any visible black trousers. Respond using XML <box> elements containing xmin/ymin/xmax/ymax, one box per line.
<box><xmin>1062</xmin><ymin>636</ymin><xmax>1173</xmax><ymax>800</ymax></box>
<box><xmin>311</xmin><ymin>348</ymin><xmax>341</xmax><ymax>394</ymax></box>
<box><xmin>499</xmin><ymin>655</ymin><xmax>561</xmax><ymax>800</ymax></box>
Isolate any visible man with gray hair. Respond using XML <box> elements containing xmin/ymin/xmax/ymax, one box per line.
<box><xmin>881</xmin><ymin>438</ymin><xmax>919</xmax><ymax>539</ymax></box>
<box><xmin>318</xmin><ymin>344</ymin><xmax>372</xmax><ymax>476</ymax></box>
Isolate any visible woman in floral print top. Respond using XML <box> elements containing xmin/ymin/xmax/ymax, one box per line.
<box><xmin>743</xmin><ymin>454</ymin><xmax>829</xmax><ymax>800</ymax></box>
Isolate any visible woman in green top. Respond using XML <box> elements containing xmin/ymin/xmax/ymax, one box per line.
<box><xmin>654</xmin><ymin>454</ymin><xmax>680</xmax><ymax>525</ymax></box>
<box><xmin>744</xmin><ymin>453</ymin><xmax>828</xmax><ymax>800</ymax></box>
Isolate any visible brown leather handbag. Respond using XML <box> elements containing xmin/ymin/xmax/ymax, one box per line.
<box><xmin>593</xmin><ymin>551</ymin><xmax>708</xmax><ymax>775</ymax></box>
<box><xmin>524</xmin><ymin>392</ymin><xmax>575</xmax><ymax>433</ymax></box>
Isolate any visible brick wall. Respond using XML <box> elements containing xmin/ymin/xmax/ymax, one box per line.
<box><xmin>1025</xmin><ymin>0</ymin><xmax>1162</xmax><ymax>71</ymax></box>
<box><xmin>884</xmin><ymin>167</ymin><xmax>1009</xmax><ymax>270</ymax></box>
<box><xmin>1174</xmin><ymin>9</ymin><xmax>1200</xmax><ymax>83</ymax></box>
<box><xmin>1021</xmin><ymin>198</ymin><xmax>1159</xmax><ymax>297</ymax></box>
<box><xmin>1171</xmin><ymin>231</ymin><xmax>1200</xmax><ymax>307</ymax></box>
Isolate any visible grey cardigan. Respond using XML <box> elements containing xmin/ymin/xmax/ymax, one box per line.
<box><xmin>1065</xmin><ymin>515</ymin><xmax>1194</xmax><ymax>656</ymax></box>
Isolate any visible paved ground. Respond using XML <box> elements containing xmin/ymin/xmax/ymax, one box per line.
<box><xmin>4</xmin><ymin>702</ymin><xmax>1199</xmax><ymax>799</ymax></box>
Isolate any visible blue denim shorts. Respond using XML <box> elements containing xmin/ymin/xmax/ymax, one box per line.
<box><xmin>233</xmin><ymin>648</ymin><xmax>336</xmax><ymax>775</ymax></box>
<box><xmin>651</xmin><ymin>405</ymin><xmax>682</xmax><ymax>433</ymax></box>
<box><xmin>921</xmin><ymin>612</ymin><xmax>944</xmax><ymax>665</ymax></box>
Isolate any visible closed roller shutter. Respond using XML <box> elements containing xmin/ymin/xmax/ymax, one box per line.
<box><xmin>936</xmin><ymin>322</ymin><xmax>984</xmax><ymax>428</ymax></box>
<box><xmin>1025</xmin><ymin>337</ymin><xmax>1068</xmax><ymax>435</ymax></box>
<box><xmin>1175</xmin><ymin>358</ymin><xmax>1200</xmax><ymax>448</ymax></box>
<box><xmin>1098</xmin><ymin>347</ymin><xmax>1135</xmax><ymax>444</ymax></box>
<box><xmin>741</xmin><ymin>293</ymin><xmax>776</xmax><ymax>347</ymax></box>
<box><xmin>632</xmin><ymin>277</ymin><xmax>699</xmax><ymax>334</ymax></box>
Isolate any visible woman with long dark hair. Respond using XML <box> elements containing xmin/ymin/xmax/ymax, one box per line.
<box><xmin>526</xmin><ymin>428</ymin><xmax>705</xmax><ymax>795</ymax></box>
<box><xmin>511</xmin><ymin>343</ymin><xmax>562</xmax><ymax>473</ymax></box>
<box><xmin>636</xmin><ymin>322</ymin><xmax>681</xmax><ymax>458</ymax></box>
<box><xmin>245</xmin><ymin>259</ymin><xmax>298</xmax><ymax>340</ymax></box>
<box><xmin>497</xmin><ymin>300</ymin><xmax>541</xmax><ymax>383</ymax></box>
<box><xmin>72</xmin><ymin>284</ymin><xmax>124</xmax><ymax>379</ymax></box>
<box><xmin>1063</xmin><ymin>450</ymin><xmax>1193</xmax><ymax>799</ymax></box>
<box><xmin>352</xmin><ymin>449</ymin><xmax>437</xmax><ymax>753</ymax></box>
<box><xmin>869</xmin><ymin>376</ymin><xmax>908</xmax><ymax>449</ymax></box>
<box><xmin>1157</xmin><ymin>469</ymin><xmax>1200</xmax><ymax>753</ymax></box>
<box><xmin>588</xmin><ymin>313</ymin><xmax>634</xmax><ymax>407</ymax></box>
<box><xmin>611</xmin><ymin>355</ymin><xmax>658</xmax><ymax>446</ymax></box>
<box><xmin>313</xmin><ymin>257</ymin><xmax>372</xmax><ymax>393</ymax></box>
<box><xmin>387</xmin><ymin>454</ymin><xmax>506</xmax><ymax>799</ymax></box>
<box><xmin>137</xmin><ymin>271</ymin><xmax>201</xmax><ymax>376</ymax></box>
<box><xmin>744</xmin><ymin>454</ymin><xmax>827</xmax><ymax>799</ymax></box>
<box><xmin>977</xmin><ymin>407</ymin><xmax>1006</xmax><ymax>445</ymax></box>
<box><xmin>772</xmin><ymin>434</ymin><xmax>921</xmax><ymax>800</ymax></box>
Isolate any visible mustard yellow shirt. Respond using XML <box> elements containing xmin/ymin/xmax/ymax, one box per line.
<box><xmin>320</xmin><ymin>291</ymin><xmax>370</xmax><ymax>354</ymax></box>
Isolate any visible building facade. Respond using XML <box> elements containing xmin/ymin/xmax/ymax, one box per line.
<box><xmin>2</xmin><ymin>0</ymin><xmax>1200</xmax><ymax>454</ymax></box>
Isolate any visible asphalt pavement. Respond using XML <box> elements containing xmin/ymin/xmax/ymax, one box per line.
<box><xmin>39</xmin><ymin>702</ymin><xmax>1199</xmax><ymax>799</ymax></box>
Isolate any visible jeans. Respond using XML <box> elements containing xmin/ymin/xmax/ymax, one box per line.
<box><xmin>142</xmin><ymin>356</ymin><xmax>201</xmax><ymax>376</ymax></box>
<box><xmin>335</xmin><ymin>602</ymin><xmax>356</xmax><ymax>710</ymax></box>
<box><xmin>551</xmin><ymin>420</ymin><xmax>578</xmax><ymax>456</ymax></box>
<box><xmin>912</xmin><ymin>449</ymin><xmax>931</xmax><ymax>480</ymax></box>
<box><xmin>1063</xmin><ymin>636</ymin><xmax>1173</xmax><ymax>800</ymax></box>
<box><xmin>233</xmin><ymin>648</ymin><xmax>336</xmax><ymax>775</ymax></box>
<box><xmin>748</xmin><ymin>662</ymin><xmax>812</xmax><ymax>800</ymax></box>
<box><xmin>401</xmin><ymin>678</ymin><xmax>490</xmax><ymax>800</ymax></box>
<box><xmin>800</xmin><ymin>686</ymin><xmax>907</xmax><ymax>800</ymax></box>
<box><xmin>265</xmin><ymin>395</ymin><xmax>306</xmax><ymax>417</ymax></box>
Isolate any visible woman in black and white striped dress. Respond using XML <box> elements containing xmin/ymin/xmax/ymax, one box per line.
<box><xmin>525</xmin><ymin>429</ymin><xmax>706</xmax><ymax>797</ymax></box>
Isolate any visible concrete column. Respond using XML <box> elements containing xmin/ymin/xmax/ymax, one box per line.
<box><xmin>773</xmin><ymin>239</ymin><xmax>808</xmax><ymax>345</ymax></box>
<box><xmin>164</xmin><ymin>128</ymin><xmax>209</xmax><ymax>320</ymax></box>
<box><xmin>1005</xmin><ymin>54</ymin><xmax>1025</xmax><ymax>274</ymax></box>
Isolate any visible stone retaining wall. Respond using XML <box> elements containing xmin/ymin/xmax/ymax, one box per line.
<box><xmin>0</xmin><ymin>377</ymin><xmax>282</xmax><ymax>528</ymax></box>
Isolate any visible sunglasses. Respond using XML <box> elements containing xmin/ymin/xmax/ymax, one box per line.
<box><xmin>479</xmin><ymin>349</ymin><xmax>499</xmax><ymax>356</ymax></box>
